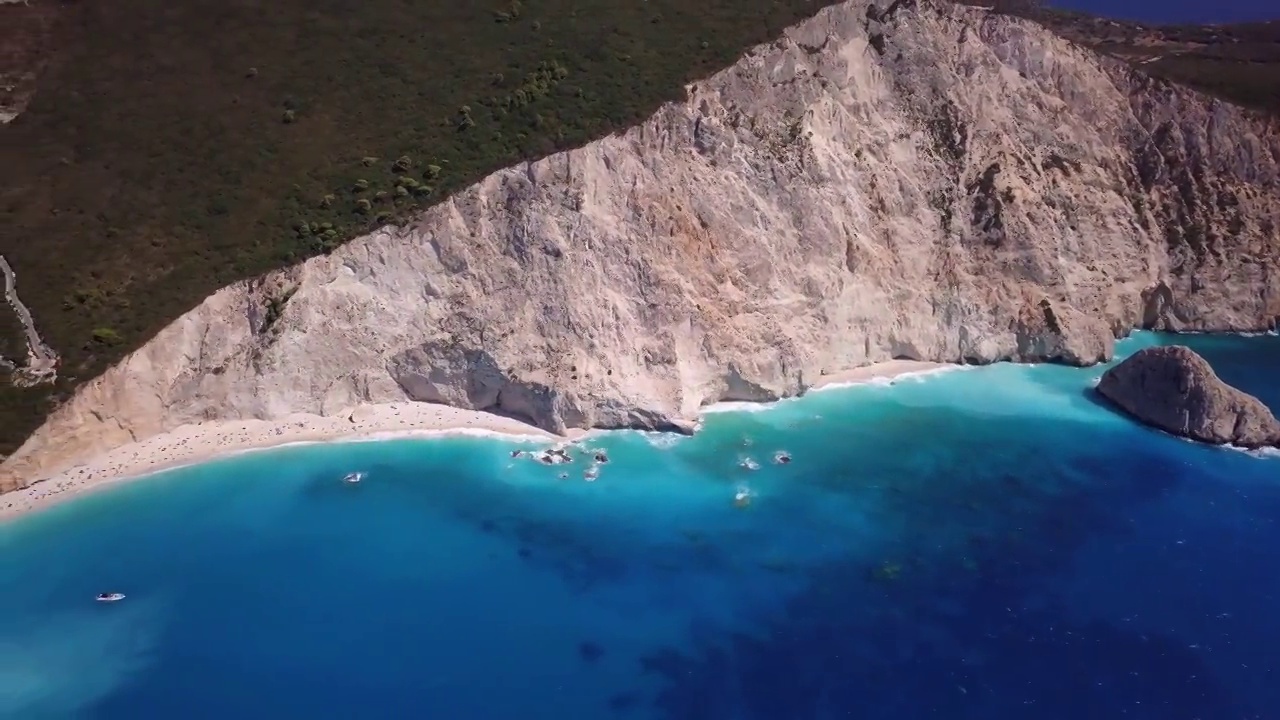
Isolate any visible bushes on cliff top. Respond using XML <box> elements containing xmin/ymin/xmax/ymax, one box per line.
<box><xmin>0</xmin><ymin>0</ymin><xmax>837</xmax><ymax>455</ymax></box>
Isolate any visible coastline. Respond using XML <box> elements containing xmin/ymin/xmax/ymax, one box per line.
<box><xmin>0</xmin><ymin>402</ymin><xmax>557</xmax><ymax>522</ymax></box>
<box><xmin>0</xmin><ymin>360</ymin><xmax>956</xmax><ymax>522</ymax></box>
<box><xmin>810</xmin><ymin>359</ymin><xmax>955</xmax><ymax>390</ymax></box>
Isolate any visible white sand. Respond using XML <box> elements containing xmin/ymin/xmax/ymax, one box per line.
<box><xmin>0</xmin><ymin>402</ymin><xmax>556</xmax><ymax>521</ymax></box>
<box><xmin>811</xmin><ymin>359</ymin><xmax>954</xmax><ymax>389</ymax></box>
<box><xmin>0</xmin><ymin>360</ymin><xmax>959</xmax><ymax>521</ymax></box>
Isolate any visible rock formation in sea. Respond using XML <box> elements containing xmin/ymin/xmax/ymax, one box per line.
<box><xmin>1096</xmin><ymin>345</ymin><xmax>1280</xmax><ymax>448</ymax></box>
<box><xmin>2</xmin><ymin>0</ymin><xmax>1279</xmax><ymax>491</ymax></box>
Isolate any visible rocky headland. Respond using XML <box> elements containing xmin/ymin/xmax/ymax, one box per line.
<box><xmin>1096</xmin><ymin>345</ymin><xmax>1280</xmax><ymax>448</ymax></box>
<box><xmin>1</xmin><ymin>0</ymin><xmax>1278</xmax><ymax>494</ymax></box>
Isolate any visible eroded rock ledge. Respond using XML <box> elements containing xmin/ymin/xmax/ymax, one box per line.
<box><xmin>1096</xmin><ymin>346</ymin><xmax>1280</xmax><ymax>448</ymax></box>
<box><xmin>2</xmin><ymin>0</ymin><xmax>1279</xmax><ymax>492</ymax></box>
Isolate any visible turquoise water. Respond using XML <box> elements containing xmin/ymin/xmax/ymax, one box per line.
<box><xmin>1</xmin><ymin>332</ymin><xmax>1278</xmax><ymax>719</ymax></box>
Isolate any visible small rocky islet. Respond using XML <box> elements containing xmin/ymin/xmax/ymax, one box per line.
<box><xmin>1095</xmin><ymin>345</ymin><xmax>1280</xmax><ymax>448</ymax></box>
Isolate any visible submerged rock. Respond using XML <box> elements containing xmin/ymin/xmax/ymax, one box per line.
<box><xmin>1095</xmin><ymin>345</ymin><xmax>1280</xmax><ymax>448</ymax></box>
<box><xmin>536</xmin><ymin>447</ymin><xmax>573</xmax><ymax>465</ymax></box>
<box><xmin>578</xmin><ymin>641</ymin><xmax>605</xmax><ymax>663</ymax></box>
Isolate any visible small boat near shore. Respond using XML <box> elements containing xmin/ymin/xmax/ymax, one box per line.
<box><xmin>95</xmin><ymin>592</ymin><xmax>125</xmax><ymax>603</ymax></box>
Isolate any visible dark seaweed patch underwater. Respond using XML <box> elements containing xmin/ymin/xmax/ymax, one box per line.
<box><xmin>1</xmin><ymin>332</ymin><xmax>1277</xmax><ymax>719</ymax></box>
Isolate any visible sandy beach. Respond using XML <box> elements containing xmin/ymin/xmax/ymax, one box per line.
<box><xmin>0</xmin><ymin>402</ymin><xmax>556</xmax><ymax>521</ymax></box>
<box><xmin>0</xmin><ymin>360</ymin><xmax>958</xmax><ymax>521</ymax></box>
<box><xmin>810</xmin><ymin>359</ymin><xmax>953</xmax><ymax>389</ymax></box>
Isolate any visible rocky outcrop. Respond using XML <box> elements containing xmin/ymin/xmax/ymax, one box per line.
<box><xmin>1096</xmin><ymin>346</ymin><xmax>1280</xmax><ymax>448</ymax></box>
<box><xmin>2</xmin><ymin>0</ymin><xmax>1279</xmax><ymax>491</ymax></box>
<box><xmin>0</xmin><ymin>255</ymin><xmax>59</xmax><ymax>386</ymax></box>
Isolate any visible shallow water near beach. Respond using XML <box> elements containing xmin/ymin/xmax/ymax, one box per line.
<box><xmin>1</xmin><ymin>331</ymin><xmax>1278</xmax><ymax>720</ymax></box>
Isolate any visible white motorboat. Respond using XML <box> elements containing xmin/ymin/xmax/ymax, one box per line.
<box><xmin>95</xmin><ymin>592</ymin><xmax>125</xmax><ymax>603</ymax></box>
<box><xmin>342</xmin><ymin>472</ymin><xmax>365</xmax><ymax>484</ymax></box>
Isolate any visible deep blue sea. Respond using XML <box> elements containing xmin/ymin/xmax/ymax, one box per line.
<box><xmin>2</xmin><ymin>332</ymin><xmax>1278</xmax><ymax>720</ymax></box>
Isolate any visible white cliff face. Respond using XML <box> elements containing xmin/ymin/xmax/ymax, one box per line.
<box><xmin>2</xmin><ymin>0</ymin><xmax>1278</xmax><ymax>489</ymax></box>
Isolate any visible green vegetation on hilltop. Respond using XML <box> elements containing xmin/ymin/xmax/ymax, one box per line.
<box><xmin>0</xmin><ymin>0</ymin><xmax>839</xmax><ymax>456</ymax></box>
<box><xmin>0</xmin><ymin>0</ymin><xmax>1276</xmax><ymax>461</ymax></box>
<box><xmin>1111</xmin><ymin>22</ymin><xmax>1280</xmax><ymax>111</ymax></box>
<box><xmin>964</xmin><ymin>1</ymin><xmax>1280</xmax><ymax>112</ymax></box>
<box><xmin>0</xmin><ymin>308</ymin><xmax>27</xmax><ymax>371</ymax></box>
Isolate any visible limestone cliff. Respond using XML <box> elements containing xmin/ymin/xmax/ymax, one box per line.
<box><xmin>2</xmin><ymin>0</ymin><xmax>1278</xmax><ymax>491</ymax></box>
